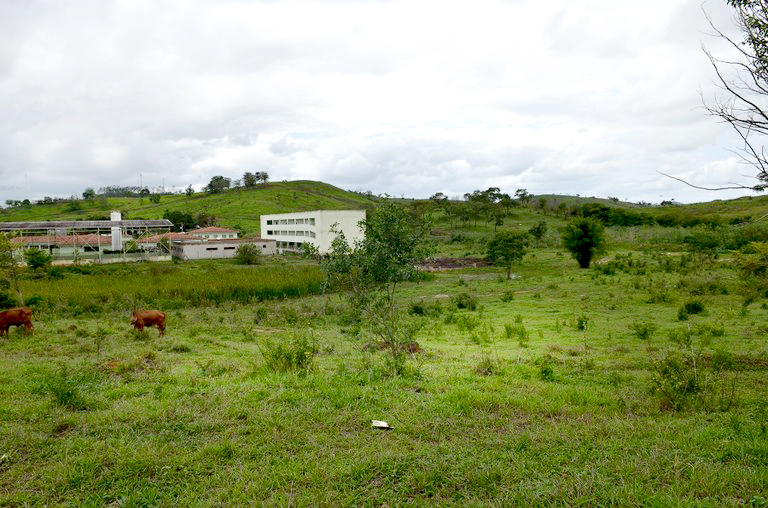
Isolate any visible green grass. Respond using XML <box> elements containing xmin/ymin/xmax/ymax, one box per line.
<box><xmin>1</xmin><ymin>241</ymin><xmax>768</xmax><ymax>505</ymax></box>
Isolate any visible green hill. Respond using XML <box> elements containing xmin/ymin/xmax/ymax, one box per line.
<box><xmin>0</xmin><ymin>181</ymin><xmax>380</xmax><ymax>235</ymax></box>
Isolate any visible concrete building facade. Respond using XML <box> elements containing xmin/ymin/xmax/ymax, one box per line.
<box><xmin>170</xmin><ymin>238</ymin><xmax>276</xmax><ymax>261</ymax></box>
<box><xmin>260</xmin><ymin>210</ymin><xmax>366</xmax><ymax>254</ymax></box>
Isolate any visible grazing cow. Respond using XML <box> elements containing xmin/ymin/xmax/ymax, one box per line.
<box><xmin>131</xmin><ymin>309</ymin><xmax>166</xmax><ymax>336</ymax></box>
<box><xmin>0</xmin><ymin>307</ymin><xmax>34</xmax><ymax>336</ymax></box>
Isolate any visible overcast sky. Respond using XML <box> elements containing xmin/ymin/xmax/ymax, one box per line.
<box><xmin>0</xmin><ymin>0</ymin><xmax>760</xmax><ymax>205</ymax></box>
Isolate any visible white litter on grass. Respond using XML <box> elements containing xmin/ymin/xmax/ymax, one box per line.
<box><xmin>371</xmin><ymin>420</ymin><xmax>392</xmax><ymax>429</ymax></box>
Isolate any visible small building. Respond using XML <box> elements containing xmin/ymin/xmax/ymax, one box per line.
<box><xmin>170</xmin><ymin>237</ymin><xmax>276</xmax><ymax>261</ymax></box>
<box><xmin>138</xmin><ymin>232</ymin><xmax>203</xmax><ymax>253</ymax></box>
<box><xmin>187</xmin><ymin>226</ymin><xmax>239</xmax><ymax>240</ymax></box>
<box><xmin>260</xmin><ymin>210</ymin><xmax>365</xmax><ymax>254</ymax></box>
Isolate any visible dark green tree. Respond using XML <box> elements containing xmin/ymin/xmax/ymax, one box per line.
<box><xmin>242</xmin><ymin>172</ymin><xmax>258</xmax><ymax>188</ymax></box>
<box><xmin>487</xmin><ymin>231</ymin><xmax>529</xmax><ymax>279</ymax></box>
<box><xmin>561</xmin><ymin>217</ymin><xmax>606</xmax><ymax>268</ymax></box>
<box><xmin>82</xmin><ymin>188</ymin><xmax>96</xmax><ymax>200</ymax></box>
<box><xmin>185</xmin><ymin>185</ymin><xmax>194</xmax><ymax>196</ymax></box>
<box><xmin>204</xmin><ymin>176</ymin><xmax>231</xmax><ymax>194</ymax></box>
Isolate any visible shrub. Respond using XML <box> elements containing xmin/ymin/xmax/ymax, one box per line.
<box><xmin>38</xmin><ymin>365</ymin><xmax>92</xmax><ymax>411</ymax></box>
<box><xmin>500</xmin><ymin>290</ymin><xmax>515</xmax><ymax>302</ymax></box>
<box><xmin>629</xmin><ymin>321</ymin><xmax>657</xmax><ymax>340</ymax></box>
<box><xmin>235</xmin><ymin>243</ymin><xmax>262</xmax><ymax>265</ymax></box>
<box><xmin>452</xmin><ymin>292</ymin><xmax>478</xmax><ymax>311</ymax></box>
<box><xmin>561</xmin><ymin>217</ymin><xmax>606</xmax><ymax>268</ymax></box>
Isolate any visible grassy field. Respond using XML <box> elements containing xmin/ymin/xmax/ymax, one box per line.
<box><xmin>1</xmin><ymin>227</ymin><xmax>767</xmax><ymax>506</ymax></box>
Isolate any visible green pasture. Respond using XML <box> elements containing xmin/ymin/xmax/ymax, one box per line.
<box><xmin>1</xmin><ymin>237</ymin><xmax>767</xmax><ymax>506</ymax></box>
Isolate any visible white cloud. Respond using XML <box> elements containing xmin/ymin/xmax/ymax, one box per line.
<box><xmin>0</xmin><ymin>0</ymin><xmax>761</xmax><ymax>205</ymax></box>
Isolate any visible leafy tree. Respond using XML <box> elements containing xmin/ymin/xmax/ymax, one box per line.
<box><xmin>243</xmin><ymin>172</ymin><xmax>258</xmax><ymax>188</ymax></box>
<box><xmin>255</xmin><ymin>171</ymin><xmax>269</xmax><ymax>185</ymax></box>
<box><xmin>82</xmin><ymin>188</ymin><xmax>96</xmax><ymax>200</ymax></box>
<box><xmin>487</xmin><ymin>231</ymin><xmax>529</xmax><ymax>279</ymax></box>
<box><xmin>702</xmin><ymin>0</ymin><xmax>768</xmax><ymax>189</ymax></box>
<box><xmin>235</xmin><ymin>243</ymin><xmax>262</xmax><ymax>265</ymax></box>
<box><xmin>24</xmin><ymin>248</ymin><xmax>52</xmax><ymax>271</ymax></box>
<box><xmin>204</xmin><ymin>175</ymin><xmax>231</xmax><ymax>194</ymax></box>
<box><xmin>515</xmin><ymin>188</ymin><xmax>531</xmax><ymax>205</ymax></box>
<box><xmin>185</xmin><ymin>185</ymin><xmax>195</xmax><ymax>196</ymax></box>
<box><xmin>321</xmin><ymin>201</ymin><xmax>432</xmax><ymax>372</ymax></box>
<box><xmin>561</xmin><ymin>217</ymin><xmax>606</xmax><ymax>268</ymax></box>
<box><xmin>149</xmin><ymin>193</ymin><xmax>161</xmax><ymax>204</ymax></box>
<box><xmin>139</xmin><ymin>188</ymin><xmax>150</xmax><ymax>198</ymax></box>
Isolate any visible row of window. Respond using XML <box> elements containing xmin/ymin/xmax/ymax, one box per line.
<box><xmin>265</xmin><ymin>218</ymin><xmax>316</xmax><ymax>226</ymax></box>
<box><xmin>265</xmin><ymin>230</ymin><xmax>316</xmax><ymax>238</ymax></box>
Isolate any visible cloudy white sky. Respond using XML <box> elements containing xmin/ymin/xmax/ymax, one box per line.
<box><xmin>0</xmin><ymin>0</ymin><xmax>760</xmax><ymax>205</ymax></box>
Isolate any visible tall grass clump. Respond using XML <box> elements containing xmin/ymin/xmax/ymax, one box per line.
<box><xmin>37</xmin><ymin>365</ymin><xmax>95</xmax><ymax>410</ymax></box>
<box><xmin>256</xmin><ymin>330</ymin><xmax>317</xmax><ymax>374</ymax></box>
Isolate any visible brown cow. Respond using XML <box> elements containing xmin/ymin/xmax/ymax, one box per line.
<box><xmin>131</xmin><ymin>309</ymin><xmax>166</xmax><ymax>336</ymax></box>
<box><xmin>0</xmin><ymin>307</ymin><xmax>34</xmax><ymax>336</ymax></box>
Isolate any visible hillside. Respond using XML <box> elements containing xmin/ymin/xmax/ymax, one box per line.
<box><xmin>0</xmin><ymin>181</ymin><xmax>380</xmax><ymax>235</ymax></box>
<box><xmin>2</xmin><ymin>181</ymin><xmax>768</xmax><ymax>236</ymax></box>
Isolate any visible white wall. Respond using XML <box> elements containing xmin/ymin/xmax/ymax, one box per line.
<box><xmin>260</xmin><ymin>210</ymin><xmax>365</xmax><ymax>254</ymax></box>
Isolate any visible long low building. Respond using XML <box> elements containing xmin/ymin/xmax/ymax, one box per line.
<box><xmin>170</xmin><ymin>237</ymin><xmax>276</xmax><ymax>261</ymax></box>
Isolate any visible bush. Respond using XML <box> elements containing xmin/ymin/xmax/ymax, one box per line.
<box><xmin>678</xmin><ymin>300</ymin><xmax>705</xmax><ymax>320</ymax></box>
<box><xmin>629</xmin><ymin>321</ymin><xmax>657</xmax><ymax>340</ymax></box>
<box><xmin>561</xmin><ymin>217</ymin><xmax>606</xmax><ymax>268</ymax></box>
<box><xmin>452</xmin><ymin>292</ymin><xmax>478</xmax><ymax>311</ymax></box>
<box><xmin>235</xmin><ymin>243</ymin><xmax>262</xmax><ymax>265</ymax></box>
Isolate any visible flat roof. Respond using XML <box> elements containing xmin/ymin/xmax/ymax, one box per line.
<box><xmin>0</xmin><ymin>219</ymin><xmax>173</xmax><ymax>231</ymax></box>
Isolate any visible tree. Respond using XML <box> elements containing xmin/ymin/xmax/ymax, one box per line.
<box><xmin>700</xmin><ymin>0</ymin><xmax>768</xmax><ymax>190</ymax></box>
<box><xmin>185</xmin><ymin>185</ymin><xmax>195</xmax><ymax>196</ymax></box>
<box><xmin>139</xmin><ymin>188</ymin><xmax>150</xmax><ymax>198</ymax></box>
<box><xmin>487</xmin><ymin>231</ymin><xmax>529</xmax><ymax>279</ymax></box>
<box><xmin>235</xmin><ymin>243</ymin><xmax>262</xmax><ymax>265</ymax></box>
<box><xmin>561</xmin><ymin>217</ymin><xmax>606</xmax><ymax>268</ymax></box>
<box><xmin>204</xmin><ymin>175</ymin><xmax>231</xmax><ymax>194</ymax></box>
<box><xmin>242</xmin><ymin>172</ymin><xmax>258</xmax><ymax>188</ymax></box>
<box><xmin>0</xmin><ymin>235</ymin><xmax>22</xmax><ymax>302</ymax></box>
<box><xmin>82</xmin><ymin>188</ymin><xmax>96</xmax><ymax>200</ymax></box>
<box><xmin>515</xmin><ymin>188</ymin><xmax>532</xmax><ymax>205</ymax></box>
<box><xmin>24</xmin><ymin>248</ymin><xmax>52</xmax><ymax>271</ymax></box>
<box><xmin>149</xmin><ymin>193</ymin><xmax>161</xmax><ymax>204</ymax></box>
<box><xmin>255</xmin><ymin>171</ymin><xmax>269</xmax><ymax>185</ymax></box>
<box><xmin>321</xmin><ymin>201</ymin><xmax>433</xmax><ymax>372</ymax></box>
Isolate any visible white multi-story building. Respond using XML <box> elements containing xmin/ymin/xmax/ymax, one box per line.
<box><xmin>260</xmin><ymin>210</ymin><xmax>366</xmax><ymax>254</ymax></box>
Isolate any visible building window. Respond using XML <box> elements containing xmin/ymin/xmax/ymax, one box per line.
<box><xmin>266</xmin><ymin>220</ymin><xmax>273</xmax><ymax>225</ymax></box>
<box><xmin>309</xmin><ymin>218</ymin><xmax>316</xmax><ymax>225</ymax></box>
<box><xmin>206</xmin><ymin>247</ymin><xmax>218</xmax><ymax>251</ymax></box>
<box><xmin>224</xmin><ymin>247</ymin><xmax>235</xmax><ymax>250</ymax></box>
<box><xmin>288</xmin><ymin>219</ymin><xmax>295</xmax><ymax>224</ymax></box>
